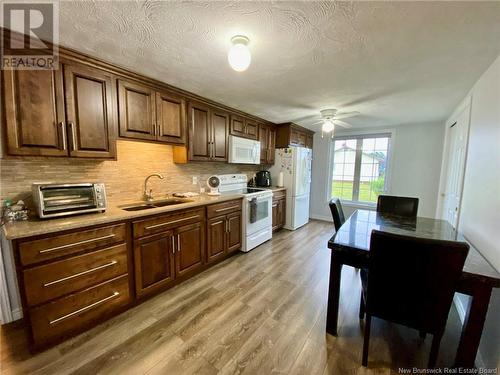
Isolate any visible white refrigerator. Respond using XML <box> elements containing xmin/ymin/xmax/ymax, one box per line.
<box><xmin>269</xmin><ymin>147</ymin><xmax>312</xmax><ymax>230</ymax></box>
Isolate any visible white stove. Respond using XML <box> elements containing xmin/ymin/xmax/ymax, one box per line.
<box><xmin>217</xmin><ymin>174</ymin><xmax>273</xmax><ymax>252</ymax></box>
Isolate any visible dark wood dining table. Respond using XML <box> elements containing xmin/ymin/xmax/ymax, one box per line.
<box><xmin>326</xmin><ymin>209</ymin><xmax>500</xmax><ymax>368</ymax></box>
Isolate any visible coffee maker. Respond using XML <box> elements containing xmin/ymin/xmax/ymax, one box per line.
<box><xmin>255</xmin><ymin>170</ymin><xmax>271</xmax><ymax>187</ymax></box>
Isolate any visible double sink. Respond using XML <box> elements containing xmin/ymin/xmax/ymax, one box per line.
<box><xmin>120</xmin><ymin>198</ymin><xmax>194</xmax><ymax>212</ymax></box>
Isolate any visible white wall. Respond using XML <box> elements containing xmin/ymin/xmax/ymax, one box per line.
<box><xmin>310</xmin><ymin>122</ymin><xmax>444</xmax><ymax>221</ymax></box>
<box><xmin>451</xmin><ymin>55</ymin><xmax>500</xmax><ymax>369</ymax></box>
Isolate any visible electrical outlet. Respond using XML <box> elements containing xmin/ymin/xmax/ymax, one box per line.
<box><xmin>192</xmin><ymin>176</ymin><xmax>198</xmax><ymax>185</ymax></box>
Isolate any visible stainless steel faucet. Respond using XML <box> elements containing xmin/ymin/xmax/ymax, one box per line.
<box><xmin>144</xmin><ymin>173</ymin><xmax>164</xmax><ymax>201</ymax></box>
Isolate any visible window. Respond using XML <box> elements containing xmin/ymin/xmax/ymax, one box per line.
<box><xmin>331</xmin><ymin>134</ymin><xmax>391</xmax><ymax>204</ymax></box>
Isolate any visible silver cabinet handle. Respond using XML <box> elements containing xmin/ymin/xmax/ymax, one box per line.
<box><xmin>171</xmin><ymin>235</ymin><xmax>175</xmax><ymax>254</ymax></box>
<box><xmin>69</xmin><ymin>121</ymin><xmax>77</xmax><ymax>150</ymax></box>
<box><xmin>145</xmin><ymin>215</ymin><xmax>200</xmax><ymax>230</ymax></box>
<box><xmin>215</xmin><ymin>205</ymin><xmax>239</xmax><ymax>213</ymax></box>
<box><xmin>177</xmin><ymin>234</ymin><xmax>181</xmax><ymax>252</ymax></box>
<box><xmin>39</xmin><ymin>234</ymin><xmax>116</xmax><ymax>254</ymax></box>
<box><xmin>49</xmin><ymin>291</ymin><xmax>120</xmax><ymax>325</ymax></box>
<box><xmin>59</xmin><ymin>121</ymin><xmax>67</xmax><ymax>150</ymax></box>
<box><xmin>43</xmin><ymin>260</ymin><xmax>118</xmax><ymax>287</ymax></box>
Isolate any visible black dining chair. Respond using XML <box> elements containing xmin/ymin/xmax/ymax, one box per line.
<box><xmin>329</xmin><ymin>198</ymin><xmax>346</xmax><ymax>232</ymax></box>
<box><xmin>359</xmin><ymin>230</ymin><xmax>469</xmax><ymax>368</ymax></box>
<box><xmin>377</xmin><ymin>195</ymin><xmax>419</xmax><ymax>217</ymax></box>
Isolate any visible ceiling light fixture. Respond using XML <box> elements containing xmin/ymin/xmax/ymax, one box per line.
<box><xmin>228</xmin><ymin>35</ymin><xmax>251</xmax><ymax>72</ymax></box>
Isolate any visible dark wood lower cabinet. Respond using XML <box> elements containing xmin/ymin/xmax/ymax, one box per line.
<box><xmin>174</xmin><ymin>222</ymin><xmax>205</xmax><ymax>277</ymax></box>
<box><xmin>227</xmin><ymin>212</ymin><xmax>242</xmax><ymax>253</ymax></box>
<box><xmin>13</xmin><ymin>201</ymin><xmax>242</xmax><ymax>349</ymax></box>
<box><xmin>207</xmin><ymin>216</ymin><xmax>227</xmax><ymax>263</ymax></box>
<box><xmin>134</xmin><ymin>231</ymin><xmax>175</xmax><ymax>298</ymax></box>
<box><xmin>207</xmin><ymin>210</ymin><xmax>242</xmax><ymax>264</ymax></box>
<box><xmin>272</xmin><ymin>190</ymin><xmax>286</xmax><ymax>232</ymax></box>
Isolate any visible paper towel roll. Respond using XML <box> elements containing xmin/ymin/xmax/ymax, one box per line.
<box><xmin>277</xmin><ymin>172</ymin><xmax>284</xmax><ymax>187</ymax></box>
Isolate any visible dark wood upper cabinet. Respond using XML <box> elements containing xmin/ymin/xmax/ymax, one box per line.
<box><xmin>64</xmin><ymin>63</ymin><xmax>117</xmax><ymax>159</ymax></box>
<box><xmin>188</xmin><ymin>101</ymin><xmax>211</xmax><ymax>161</ymax></box>
<box><xmin>211</xmin><ymin>109</ymin><xmax>229</xmax><ymax>161</ymax></box>
<box><xmin>244</xmin><ymin>119</ymin><xmax>258</xmax><ymax>140</ymax></box>
<box><xmin>118</xmin><ymin>80</ymin><xmax>156</xmax><ymax>141</ymax></box>
<box><xmin>230</xmin><ymin>115</ymin><xmax>246</xmax><ymax>137</ymax></box>
<box><xmin>258</xmin><ymin>124</ymin><xmax>276</xmax><ymax>164</ymax></box>
<box><xmin>268</xmin><ymin>127</ymin><xmax>276</xmax><ymax>164</ymax></box>
<box><xmin>276</xmin><ymin>123</ymin><xmax>314</xmax><ymax>149</ymax></box>
<box><xmin>134</xmin><ymin>231</ymin><xmax>175</xmax><ymax>298</ymax></box>
<box><xmin>174</xmin><ymin>222</ymin><xmax>205</xmax><ymax>277</ymax></box>
<box><xmin>229</xmin><ymin>115</ymin><xmax>258</xmax><ymax>140</ymax></box>
<box><xmin>2</xmin><ymin>68</ymin><xmax>67</xmax><ymax>156</ymax></box>
<box><xmin>174</xmin><ymin>102</ymin><xmax>228</xmax><ymax>163</ymax></box>
<box><xmin>156</xmin><ymin>91</ymin><xmax>186</xmax><ymax>144</ymax></box>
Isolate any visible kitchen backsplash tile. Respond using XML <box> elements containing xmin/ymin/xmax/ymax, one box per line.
<box><xmin>0</xmin><ymin>140</ymin><xmax>258</xmax><ymax>207</ymax></box>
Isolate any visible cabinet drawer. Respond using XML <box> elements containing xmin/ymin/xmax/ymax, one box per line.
<box><xmin>23</xmin><ymin>243</ymin><xmax>128</xmax><ymax>307</ymax></box>
<box><xmin>19</xmin><ymin>223</ymin><xmax>126</xmax><ymax>266</ymax></box>
<box><xmin>207</xmin><ymin>199</ymin><xmax>242</xmax><ymax>219</ymax></box>
<box><xmin>29</xmin><ymin>275</ymin><xmax>130</xmax><ymax>347</ymax></box>
<box><xmin>133</xmin><ymin>208</ymin><xmax>205</xmax><ymax>238</ymax></box>
<box><xmin>272</xmin><ymin>190</ymin><xmax>286</xmax><ymax>201</ymax></box>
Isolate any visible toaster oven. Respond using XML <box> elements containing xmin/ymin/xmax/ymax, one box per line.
<box><xmin>32</xmin><ymin>183</ymin><xmax>107</xmax><ymax>219</ymax></box>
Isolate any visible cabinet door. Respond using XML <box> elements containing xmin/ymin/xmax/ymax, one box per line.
<box><xmin>211</xmin><ymin>110</ymin><xmax>229</xmax><ymax>161</ymax></box>
<box><xmin>207</xmin><ymin>216</ymin><xmax>226</xmax><ymax>263</ymax></box>
<box><xmin>230</xmin><ymin>115</ymin><xmax>246</xmax><ymax>137</ymax></box>
<box><xmin>134</xmin><ymin>231</ymin><xmax>175</xmax><ymax>298</ymax></box>
<box><xmin>226</xmin><ymin>212</ymin><xmax>242</xmax><ymax>253</ymax></box>
<box><xmin>279</xmin><ymin>199</ymin><xmax>287</xmax><ymax>228</ymax></box>
<box><xmin>118</xmin><ymin>80</ymin><xmax>156</xmax><ymax>141</ymax></box>
<box><xmin>272</xmin><ymin>200</ymin><xmax>280</xmax><ymax>232</ymax></box>
<box><xmin>306</xmin><ymin>134</ymin><xmax>313</xmax><ymax>149</ymax></box>
<box><xmin>290</xmin><ymin>129</ymin><xmax>300</xmax><ymax>146</ymax></box>
<box><xmin>3</xmin><ymin>69</ymin><xmax>67</xmax><ymax>156</ymax></box>
<box><xmin>258</xmin><ymin>124</ymin><xmax>269</xmax><ymax>164</ymax></box>
<box><xmin>175</xmin><ymin>222</ymin><xmax>205</xmax><ymax>277</ymax></box>
<box><xmin>188</xmin><ymin>101</ymin><xmax>211</xmax><ymax>161</ymax></box>
<box><xmin>64</xmin><ymin>63</ymin><xmax>117</xmax><ymax>158</ymax></box>
<box><xmin>245</xmin><ymin>119</ymin><xmax>258</xmax><ymax>140</ymax></box>
<box><xmin>268</xmin><ymin>127</ymin><xmax>276</xmax><ymax>164</ymax></box>
<box><xmin>156</xmin><ymin>91</ymin><xmax>186</xmax><ymax>144</ymax></box>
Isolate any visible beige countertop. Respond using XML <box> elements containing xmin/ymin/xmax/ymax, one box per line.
<box><xmin>2</xmin><ymin>193</ymin><xmax>244</xmax><ymax>241</ymax></box>
<box><xmin>268</xmin><ymin>186</ymin><xmax>286</xmax><ymax>192</ymax></box>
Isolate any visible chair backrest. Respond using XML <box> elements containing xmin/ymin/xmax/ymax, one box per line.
<box><xmin>329</xmin><ymin>198</ymin><xmax>346</xmax><ymax>231</ymax></box>
<box><xmin>377</xmin><ymin>195</ymin><xmax>419</xmax><ymax>217</ymax></box>
<box><xmin>366</xmin><ymin>230</ymin><xmax>469</xmax><ymax>334</ymax></box>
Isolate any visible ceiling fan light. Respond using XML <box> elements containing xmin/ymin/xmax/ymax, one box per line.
<box><xmin>322</xmin><ymin>119</ymin><xmax>335</xmax><ymax>133</ymax></box>
<box><xmin>228</xmin><ymin>36</ymin><xmax>251</xmax><ymax>72</ymax></box>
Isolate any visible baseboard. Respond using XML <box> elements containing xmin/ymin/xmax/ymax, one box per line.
<box><xmin>453</xmin><ymin>295</ymin><xmax>485</xmax><ymax>369</ymax></box>
<box><xmin>309</xmin><ymin>213</ymin><xmax>332</xmax><ymax>222</ymax></box>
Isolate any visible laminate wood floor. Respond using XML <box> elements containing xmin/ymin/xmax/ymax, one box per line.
<box><xmin>1</xmin><ymin>220</ymin><xmax>464</xmax><ymax>375</ymax></box>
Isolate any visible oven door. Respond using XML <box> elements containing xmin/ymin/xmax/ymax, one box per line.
<box><xmin>38</xmin><ymin>184</ymin><xmax>98</xmax><ymax>217</ymax></box>
<box><xmin>246</xmin><ymin>195</ymin><xmax>272</xmax><ymax>234</ymax></box>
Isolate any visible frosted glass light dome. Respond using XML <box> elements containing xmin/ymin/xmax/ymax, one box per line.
<box><xmin>228</xmin><ymin>36</ymin><xmax>251</xmax><ymax>72</ymax></box>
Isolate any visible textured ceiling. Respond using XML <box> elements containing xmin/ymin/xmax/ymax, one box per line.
<box><xmin>58</xmin><ymin>1</ymin><xmax>500</xmax><ymax>130</ymax></box>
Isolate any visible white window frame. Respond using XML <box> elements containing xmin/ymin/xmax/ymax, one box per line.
<box><xmin>327</xmin><ymin>129</ymin><xmax>395</xmax><ymax>207</ymax></box>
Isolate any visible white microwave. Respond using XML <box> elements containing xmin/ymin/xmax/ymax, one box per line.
<box><xmin>228</xmin><ymin>135</ymin><xmax>261</xmax><ymax>164</ymax></box>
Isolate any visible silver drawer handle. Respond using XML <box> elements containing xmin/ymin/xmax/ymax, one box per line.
<box><xmin>43</xmin><ymin>260</ymin><xmax>118</xmax><ymax>287</ymax></box>
<box><xmin>215</xmin><ymin>205</ymin><xmax>239</xmax><ymax>212</ymax></box>
<box><xmin>49</xmin><ymin>291</ymin><xmax>120</xmax><ymax>325</ymax></box>
<box><xmin>39</xmin><ymin>234</ymin><xmax>116</xmax><ymax>254</ymax></box>
<box><xmin>145</xmin><ymin>215</ymin><xmax>200</xmax><ymax>230</ymax></box>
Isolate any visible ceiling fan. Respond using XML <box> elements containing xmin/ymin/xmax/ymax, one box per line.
<box><xmin>309</xmin><ymin>109</ymin><xmax>360</xmax><ymax>138</ymax></box>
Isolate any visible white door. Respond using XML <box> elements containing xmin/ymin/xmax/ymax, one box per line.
<box><xmin>441</xmin><ymin>104</ymin><xmax>470</xmax><ymax>229</ymax></box>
